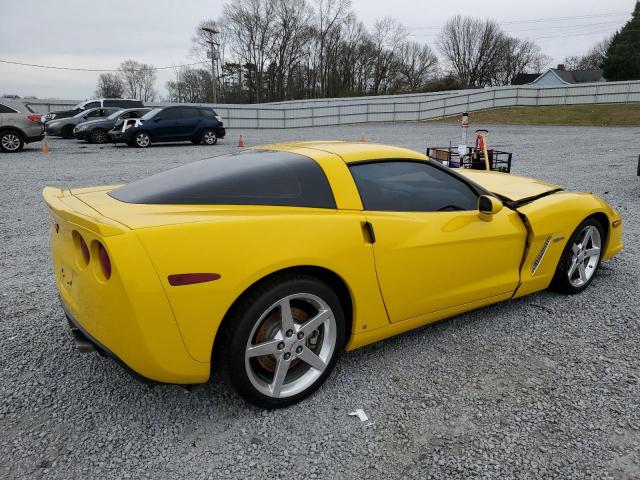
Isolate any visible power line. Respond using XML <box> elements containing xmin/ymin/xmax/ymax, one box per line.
<box><xmin>404</xmin><ymin>11</ymin><xmax>630</xmax><ymax>31</ymax></box>
<box><xmin>0</xmin><ymin>59</ymin><xmax>208</xmax><ymax>72</ymax></box>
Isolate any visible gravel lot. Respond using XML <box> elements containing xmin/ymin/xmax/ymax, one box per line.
<box><xmin>1</xmin><ymin>122</ymin><xmax>639</xmax><ymax>479</ymax></box>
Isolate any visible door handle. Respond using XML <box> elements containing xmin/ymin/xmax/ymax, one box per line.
<box><xmin>362</xmin><ymin>222</ymin><xmax>376</xmax><ymax>244</ymax></box>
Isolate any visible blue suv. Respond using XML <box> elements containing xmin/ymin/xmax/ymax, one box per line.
<box><xmin>109</xmin><ymin>105</ymin><xmax>226</xmax><ymax>148</ymax></box>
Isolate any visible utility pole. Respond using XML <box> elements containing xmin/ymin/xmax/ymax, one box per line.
<box><xmin>200</xmin><ymin>26</ymin><xmax>219</xmax><ymax>104</ymax></box>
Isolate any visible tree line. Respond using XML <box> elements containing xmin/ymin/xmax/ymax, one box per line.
<box><xmin>95</xmin><ymin>0</ymin><xmax>640</xmax><ymax>104</ymax></box>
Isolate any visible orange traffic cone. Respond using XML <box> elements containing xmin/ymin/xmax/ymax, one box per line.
<box><xmin>41</xmin><ymin>137</ymin><xmax>49</xmax><ymax>154</ymax></box>
<box><xmin>238</xmin><ymin>135</ymin><xmax>245</xmax><ymax>147</ymax></box>
<box><xmin>359</xmin><ymin>130</ymin><xmax>366</xmax><ymax>142</ymax></box>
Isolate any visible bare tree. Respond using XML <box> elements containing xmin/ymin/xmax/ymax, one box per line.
<box><xmin>493</xmin><ymin>37</ymin><xmax>547</xmax><ymax>85</ymax></box>
<box><xmin>95</xmin><ymin>73</ymin><xmax>124</xmax><ymax>98</ymax></box>
<box><xmin>117</xmin><ymin>60</ymin><xmax>157</xmax><ymax>102</ymax></box>
<box><xmin>564</xmin><ymin>36</ymin><xmax>612</xmax><ymax>70</ymax></box>
<box><xmin>270</xmin><ymin>0</ymin><xmax>314</xmax><ymax>100</ymax></box>
<box><xmin>369</xmin><ymin>17</ymin><xmax>407</xmax><ymax>94</ymax></box>
<box><xmin>437</xmin><ymin>16</ymin><xmax>508</xmax><ymax>87</ymax></box>
<box><xmin>224</xmin><ymin>0</ymin><xmax>276</xmax><ymax>102</ymax></box>
<box><xmin>397</xmin><ymin>41</ymin><xmax>439</xmax><ymax>92</ymax></box>
<box><xmin>166</xmin><ymin>67</ymin><xmax>212</xmax><ymax>103</ymax></box>
<box><xmin>312</xmin><ymin>0</ymin><xmax>351</xmax><ymax>97</ymax></box>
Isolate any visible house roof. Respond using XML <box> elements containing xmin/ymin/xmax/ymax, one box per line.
<box><xmin>511</xmin><ymin>73</ymin><xmax>540</xmax><ymax>85</ymax></box>
<box><xmin>544</xmin><ymin>68</ymin><xmax>605</xmax><ymax>84</ymax></box>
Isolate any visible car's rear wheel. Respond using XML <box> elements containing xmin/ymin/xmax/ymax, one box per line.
<box><xmin>90</xmin><ymin>128</ymin><xmax>108</xmax><ymax>144</ymax></box>
<box><xmin>61</xmin><ymin>125</ymin><xmax>74</xmax><ymax>139</ymax></box>
<box><xmin>202</xmin><ymin>129</ymin><xmax>217</xmax><ymax>145</ymax></box>
<box><xmin>134</xmin><ymin>131</ymin><xmax>151</xmax><ymax>148</ymax></box>
<box><xmin>0</xmin><ymin>131</ymin><xmax>24</xmax><ymax>153</ymax></box>
<box><xmin>220</xmin><ymin>275</ymin><xmax>345</xmax><ymax>408</ymax></box>
<box><xmin>551</xmin><ymin>218</ymin><xmax>604</xmax><ymax>294</ymax></box>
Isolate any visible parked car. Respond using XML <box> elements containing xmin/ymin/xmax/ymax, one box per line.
<box><xmin>0</xmin><ymin>101</ymin><xmax>44</xmax><ymax>152</ymax></box>
<box><xmin>109</xmin><ymin>105</ymin><xmax>225</xmax><ymax>148</ymax></box>
<box><xmin>0</xmin><ymin>99</ymin><xmax>37</xmax><ymax>115</ymax></box>
<box><xmin>42</xmin><ymin>98</ymin><xmax>143</xmax><ymax>123</ymax></box>
<box><xmin>43</xmin><ymin>142</ymin><xmax>623</xmax><ymax>407</ymax></box>
<box><xmin>46</xmin><ymin>107</ymin><xmax>121</xmax><ymax>139</ymax></box>
<box><xmin>73</xmin><ymin>108</ymin><xmax>151</xmax><ymax>144</ymax></box>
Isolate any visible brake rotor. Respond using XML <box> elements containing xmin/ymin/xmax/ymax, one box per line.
<box><xmin>254</xmin><ymin>306</ymin><xmax>309</xmax><ymax>372</ymax></box>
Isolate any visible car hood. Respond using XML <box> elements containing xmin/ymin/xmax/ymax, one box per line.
<box><xmin>457</xmin><ymin>170</ymin><xmax>562</xmax><ymax>202</ymax></box>
<box><xmin>77</xmin><ymin>118</ymin><xmax>111</xmax><ymax>127</ymax></box>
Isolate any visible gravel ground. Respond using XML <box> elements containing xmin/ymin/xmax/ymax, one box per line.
<box><xmin>1</xmin><ymin>122</ymin><xmax>639</xmax><ymax>479</ymax></box>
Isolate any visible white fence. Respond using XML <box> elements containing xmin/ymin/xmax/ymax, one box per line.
<box><xmin>24</xmin><ymin>80</ymin><xmax>640</xmax><ymax>128</ymax></box>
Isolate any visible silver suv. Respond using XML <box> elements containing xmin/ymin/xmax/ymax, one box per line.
<box><xmin>0</xmin><ymin>101</ymin><xmax>44</xmax><ymax>153</ymax></box>
<box><xmin>42</xmin><ymin>98</ymin><xmax>144</xmax><ymax>123</ymax></box>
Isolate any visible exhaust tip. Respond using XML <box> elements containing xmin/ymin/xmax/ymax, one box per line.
<box><xmin>71</xmin><ymin>329</ymin><xmax>96</xmax><ymax>353</ymax></box>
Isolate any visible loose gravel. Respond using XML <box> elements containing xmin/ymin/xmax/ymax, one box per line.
<box><xmin>1</xmin><ymin>122</ymin><xmax>639</xmax><ymax>479</ymax></box>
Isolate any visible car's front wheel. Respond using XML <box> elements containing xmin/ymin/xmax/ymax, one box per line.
<box><xmin>221</xmin><ymin>275</ymin><xmax>345</xmax><ymax>408</ymax></box>
<box><xmin>61</xmin><ymin>125</ymin><xmax>74</xmax><ymax>139</ymax></box>
<box><xmin>551</xmin><ymin>218</ymin><xmax>604</xmax><ymax>294</ymax></box>
<box><xmin>0</xmin><ymin>130</ymin><xmax>24</xmax><ymax>153</ymax></box>
<box><xmin>90</xmin><ymin>128</ymin><xmax>108</xmax><ymax>144</ymax></box>
<box><xmin>134</xmin><ymin>131</ymin><xmax>151</xmax><ymax>148</ymax></box>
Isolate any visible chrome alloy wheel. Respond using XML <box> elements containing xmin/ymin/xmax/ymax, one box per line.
<box><xmin>135</xmin><ymin>132</ymin><xmax>150</xmax><ymax>147</ymax></box>
<box><xmin>568</xmin><ymin>225</ymin><xmax>602</xmax><ymax>288</ymax></box>
<box><xmin>1</xmin><ymin>133</ymin><xmax>21</xmax><ymax>151</ymax></box>
<box><xmin>244</xmin><ymin>293</ymin><xmax>337</xmax><ymax>399</ymax></box>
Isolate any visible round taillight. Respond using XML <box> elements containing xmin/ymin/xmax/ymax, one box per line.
<box><xmin>97</xmin><ymin>242</ymin><xmax>111</xmax><ymax>280</ymax></box>
<box><xmin>73</xmin><ymin>231</ymin><xmax>90</xmax><ymax>266</ymax></box>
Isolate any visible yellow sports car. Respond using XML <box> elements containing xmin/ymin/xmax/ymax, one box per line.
<box><xmin>43</xmin><ymin>142</ymin><xmax>623</xmax><ymax>407</ymax></box>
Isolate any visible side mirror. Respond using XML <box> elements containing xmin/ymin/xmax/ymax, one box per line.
<box><xmin>478</xmin><ymin>195</ymin><xmax>503</xmax><ymax>222</ymax></box>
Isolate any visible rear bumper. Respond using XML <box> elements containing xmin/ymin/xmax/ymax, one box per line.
<box><xmin>216</xmin><ymin>126</ymin><xmax>226</xmax><ymax>139</ymax></box>
<box><xmin>25</xmin><ymin>133</ymin><xmax>45</xmax><ymax>144</ymax></box>
<box><xmin>61</xmin><ymin>299</ymin><xmax>160</xmax><ymax>385</ymax></box>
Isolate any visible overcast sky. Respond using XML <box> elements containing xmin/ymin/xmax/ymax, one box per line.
<box><xmin>0</xmin><ymin>0</ymin><xmax>635</xmax><ymax>100</ymax></box>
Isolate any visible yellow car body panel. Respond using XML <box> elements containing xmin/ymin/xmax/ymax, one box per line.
<box><xmin>458</xmin><ymin>170</ymin><xmax>562</xmax><ymax>202</ymax></box>
<box><xmin>44</xmin><ymin>188</ymin><xmax>209</xmax><ymax>382</ymax></box>
<box><xmin>42</xmin><ymin>142</ymin><xmax>624</xmax><ymax>384</ymax></box>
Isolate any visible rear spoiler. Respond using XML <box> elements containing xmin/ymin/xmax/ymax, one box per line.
<box><xmin>42</xmin><ymin>187</ymin><xmax>127</xmax><ymax>237</ymax></box>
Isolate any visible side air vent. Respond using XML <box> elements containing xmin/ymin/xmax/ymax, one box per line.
<box><xmin>531</xmin><ymin>236</ymin><xmax>552</xmax><ymax>275</ymax></box>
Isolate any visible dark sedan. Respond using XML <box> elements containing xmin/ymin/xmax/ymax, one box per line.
<box><xmin>46</xmin><ymin>107</ymin><xmax>121</xmax><ymax>139</ymax></box>
<box><xmin>73</xmin><ymin>108</ymin><xmax>151</xmax><ymax>143</ymax></box>
<box><xmin>109</xmin><ymin>105</ymin><xmax>225</xmax><ymax>148</ymax></box>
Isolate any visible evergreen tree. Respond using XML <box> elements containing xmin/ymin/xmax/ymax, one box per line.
<box><xmin>602</xmin><ymin>2</ymin><xmax>640</xmax><ymax>80</ymax></box>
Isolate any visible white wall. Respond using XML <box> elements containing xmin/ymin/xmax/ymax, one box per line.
<box><xmin>24</xmin><ymin>80</ymin><xmax>640</xmax><ymax>128</ymax></box>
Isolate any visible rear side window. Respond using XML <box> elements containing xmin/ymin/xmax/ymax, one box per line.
<box><xmin>199</xmin><ymin>108</ymin><xmax>215</xmax><ymax>118</ymax></box>
<box><xmin>110</xmin><ymin>150</ymin><xmax>336</xmax><ymax>208</ymax></box>
<box><xmin>0</xmin><ymin>103</ymin><xmax>18</xmax><ymax>113</ymax></box>
<box><xmin>156</xmin><ymin>108</ymin><xmax>182</xmax><ymax>120</ymax></box>
<box><xmin>349</xmin><ymin>161</ymin><xmax>478</xmax><ymax>212</ymax></box>
<box><xmin>180</xmin><ymin>108</ymin><xmax>200</xmax><ymax>118</ymax></box>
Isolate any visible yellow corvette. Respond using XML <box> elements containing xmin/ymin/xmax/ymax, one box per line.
<box><xmin>43</xmin><ymin>141</ymin><xmax>623</xmax><ymax>407</ymax></box>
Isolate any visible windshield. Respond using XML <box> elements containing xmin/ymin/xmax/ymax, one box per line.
<box><xmin>72</xmin><ymin>101</ymin><xmax>84</xmax><ymax>110</ymax></box>
<box><xmin>74</xmin><ymin>108</ymin><xmax>96</xmax><ymax>118</ymax></box>
<box><xmin>141</xmin><ymin>108</ymin><xmax>162</xmax><ymax>120</ymax></box>
<box><xmin>107</xmin><ymin>110</ymin><xmax>126</xmax><ymax>120</ymax></box>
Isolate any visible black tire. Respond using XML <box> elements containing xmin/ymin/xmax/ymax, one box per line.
<box><xmin>0</xmin><ymin>130</ymin><xmax>24</xmax><ymax>153</ymax></box>
<box><xmin>550</xmin><ymin>217</ymin><xmax>604</xmax><ymax>295</ymax></box>
<box><xmin>133</xmin><ymin>131</ymin><xmax>151</xmax><ymax>148</ymax></box>
<box><xmin>219</xmin><ymin>275</ymin><xmax>345</xmax><ymax>408</ymax></box>
<box><xmin>90</xmin><ymin>128</ymin><xmax>108</xmax><ymax>144</ymax></box>
<box><xmin>201</xmin><ymin>129</ymin><xmax>217</xmax><ymax>146</ymax></box>
<box><xmin>61</xmin><ymin>125</ymin><xmax>74</xmax><ymax>139</ymax></box>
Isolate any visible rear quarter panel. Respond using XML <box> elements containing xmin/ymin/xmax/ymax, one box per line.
<box><xmin>135</xmin><ymin>208</ymin><xmax>389</xmax><ymax>363</ymax></box>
